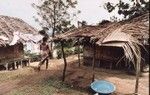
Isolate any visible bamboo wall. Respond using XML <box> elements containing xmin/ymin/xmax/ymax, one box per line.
<box><xmin>0</xmin><ymin>43</ymin><xmax>24</xmax><ymax>61</ymax></box>
<box><xmin>83</xmin><ymin>45</ymin><xmax>124</xmax><ymax>68</ymax></box>
<box><xmin>83</xmin><ymin>45</ymin><xmax>124</xmax><ymax>61</ymax></box>
<box><xmin>83</xmin><ymin>45</ymin><xmax>149</xmax><ymax>69</ymax></box>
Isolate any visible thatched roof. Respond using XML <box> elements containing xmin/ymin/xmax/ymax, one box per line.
<box><xmin>54</xmin><ymin>13</ymin><xmax>149</xmax><ymax>45</ymax></box>
<box><xmin>0</xmin><ymin>15</ymin><xmax>38</xmax><ymax>46</ymax></box>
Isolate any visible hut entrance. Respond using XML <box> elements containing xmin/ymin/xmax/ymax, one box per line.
<box><xmin>82</xmin><ymin>45</ymin><xmax>135</xmax><ymax>70</ymax></box>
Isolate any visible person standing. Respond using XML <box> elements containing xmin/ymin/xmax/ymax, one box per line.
<box><xmin>38</xmin><ymin>37</ymin><xmax>51</xmax><ymax>70</ymax></box>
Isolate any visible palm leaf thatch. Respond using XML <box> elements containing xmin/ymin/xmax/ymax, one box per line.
<box><xmin>97</xmin><ymin>29</ymin><xmax>142</xmax><ymax>94</ymax></box>
<box><xmin>0</xmin><ymin>15</ymin><xmax>38</xmax><ymax>46</ymax></box>
<box><xmin>53</xmin><ymin>13</ymin><xmax>149</xmax><ymax>46</ymax></box>
<box><xmin>102</xmin><ymin>28</ymin><xmax>141</xmax><ymax>68</ymax></box>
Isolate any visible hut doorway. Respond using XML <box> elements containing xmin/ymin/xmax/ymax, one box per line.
<box><xmin>82</xmin><ymin>45</ymin><xmax>135</xmax><ymax>71</ymax></box>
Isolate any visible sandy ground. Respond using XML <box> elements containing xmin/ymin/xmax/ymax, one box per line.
<box><xmin>0</xmin><ymin>55</ymin><xmax>149</xmax><ymax>95</ymax></box>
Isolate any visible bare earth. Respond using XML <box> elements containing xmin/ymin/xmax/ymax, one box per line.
<box><xmin>0</xmin><ymin>55</ymin><xmax>149</xmax><ymax>95</ymax></box>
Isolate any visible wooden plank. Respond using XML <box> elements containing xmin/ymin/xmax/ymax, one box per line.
<box><xmin>61</xmin><ymin>41</ymin><xmax>67</xmax><ymax>81</ymax></box>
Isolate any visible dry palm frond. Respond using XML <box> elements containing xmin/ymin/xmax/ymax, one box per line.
<box><xmin>102</xmin><ymin>30</ymin><xmax>142</xmax><ymax>94</ymax></box>
<box><xmin>116</xmin><ymin>55</ymin><xmax>126</xmax><ymax>66</ymax></box>
<box><xmin>102</xmin><ymin>29</ymin><xmax>142</xmax><ymax>69</ymax></box>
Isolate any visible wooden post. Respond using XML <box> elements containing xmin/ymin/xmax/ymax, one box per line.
<box><xmin>61</xmin><ymin>41</ymin><xmax>67</xmax><ymax>82</ymax></box>
<box><xmin>135</xmin><ymin>61</ymin><xmax>140</xmax><ymax>94</ymax></box>
<box><xmin>12</xmin><ymin>60</ymin><xmax>15</xmax><ymax>70</ymax></box>
<box><xmin>98</xmin><ymin>59</ymin><xmax>101</xmax><ymax>68</ymax></box>
<box><xmin>14</xmin><ymin>61</ymin><xmax>17</xmax><ymax>69</ymax></box>
<box><xmin>6</xmin><ymin>63</ymin><xmax>9</xmax><ymax>70</ymax></box>
<box><xmin>21</xmin><ymin>60</ymin><xmax>23</xmax><ymax>68</ymax></box>
<box><xmin>16</xmin><ymin>61</ymin><xmax>19</xmax><ymax>69</ymax></box>
<box><xmin>77</xmin><ymin>38</ymin><xmax>81</xmax><ymax>67</ymax></box>
<box><xmin>28</xmin><ymin>58</ymin><xmax>30</xmax><ymax>66</ymax></box>
<box><xmin>92</xmin><ymin>42</ymin><xmax>96</xmax><ymax>82</ymax></box>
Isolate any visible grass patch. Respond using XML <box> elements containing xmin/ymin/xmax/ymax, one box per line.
<box><xmin>0</xmin><ymin>68</ymin><xmax>34</xmax><ymax>84</ymax></box>
<box><xmin>6</xmin><ymin>76</ymin><xmax>87</xmax><ymax>95</ymax></box>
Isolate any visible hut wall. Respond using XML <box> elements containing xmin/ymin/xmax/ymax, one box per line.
<box><xmin>83</xmin><ymin>44</ymin><xmax>149</xmax><ymax>69</ymax></box>
<box><xmin>0</xmin><ymin>43</ymin><xmax>24</xmax><ymax>61</ymax></box>
<box><xmin>83</xmin><ymin>45</ymin><xmax>124</xmax><ymax>68</ymax></box>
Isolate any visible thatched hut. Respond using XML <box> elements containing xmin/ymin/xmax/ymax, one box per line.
<box><xmin>54</xmin><ymin>13</ymin><xmax>149</xmax><ymax>70</ymax></box>
<box><xmin>0</xmin><ymin>15</ymin><xmax>37</xmax><ymax>69</ymax></box>
<box><xmin>52</xmin><ymin>13</ymin><xmax>149</xmax><ymax>94</ymax></box>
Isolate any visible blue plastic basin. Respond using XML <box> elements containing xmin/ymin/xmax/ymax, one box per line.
<box><xmin>90</xmin><ymin>80</ymin><xmax>116</xmax><ymax>94</ymax></box>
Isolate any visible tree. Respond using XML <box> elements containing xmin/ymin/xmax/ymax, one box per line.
<box><xmin>32</xmin><ymin>0</ymin><xmax>79</xmax><ymax>37</ymax></box>
<box><xmin>77</xmin><ymin>20</ymin><xmax>88</xmax><ymax>27</ymax></box>
<box><xmin>55</xmin><ymin>20</ymin><xmax>76</xmax><ymax>34</ymax></box>
<box><xmin>97</xmin><ymin>20</ymin><xmax>111</xmax><ymax>26</ymax></box>
<box><xmin>104</xmin><ymin>0</ymin><xmax>149</xmax><ymax>19</ymax></box>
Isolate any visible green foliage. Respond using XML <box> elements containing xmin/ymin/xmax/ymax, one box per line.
<box><xmin>57</xmin><ymin>49</ymin><xmax>62</xmax><ymax>59</ymax></box>
<box><xmin>32</xmin><ymin>0</ymin><xmax>79</xmax><ymax>37</ymax></box>
<box><xmin>24</xmin><ymin>51</ymin><xmax>41</xmax><ymax>62</ymax></box>
<box><xmin>74</xmin><ymin>46</ymin><xmax>83</xmax><ymax>54</ymax></box>
<box><xmin>24</xmin><ymin>51</ymin><xmax>38</xmax><ymax>58</ymax></box>
<box><xmin>98</xmin><ymin>20</ymin><xmax>111</xmax><ymax>25</ymax></box>
<box><xmin>56</xmin><ymin>47</ymin><xmax>74</xmax><ymax>59</ymax></box>
<box><xmin>54</xmin><ymin>40</ymin><xmax>83</xmax><ymax>59</ymax></box>
<box><xmin>55</xmin><ymin>20</ymin><xmax>76</xmax><ymax>34</ymax></box>
<box><xmin>104</xmin><ymin>0</ymin><xmax>149</xmax><ymax>19</ymax></box>
<box><xmin>56</xmin><ymin>46</ymin><xmax>83</xmax><ymax>59</ymax></box>
<box><xmin>54</xmin><ymin>40</ymin><xmax>73</xmax><ymax>49</ymax></box>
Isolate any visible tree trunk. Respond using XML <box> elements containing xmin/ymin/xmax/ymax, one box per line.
<box><xmin>50</xmin><ymin>4</ymin><xmax>56</xmax><ymax>58</ymax></box>
<box><xmin>92</xmin><ymin>43</ymin><xmax>96</xmax><ymax>82</ymax></box>
<box><xmin>61</xmin><ymin>41</ymin><xmax>67</xmax><ymax>81</ymax></box>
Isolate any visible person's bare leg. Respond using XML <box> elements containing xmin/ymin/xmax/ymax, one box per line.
<box><xmin>46</xmin><ymin>59</ymin><xmax>49</xmax><ymax>70</ymax></box>
<box><xmin>38</xmin><ymin>60</ymin><xmax>45</xmax><ymax>71</ymax></box>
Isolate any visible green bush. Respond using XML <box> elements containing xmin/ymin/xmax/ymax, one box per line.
<box><xmin>64</xmin><ymin>48</ymin><xmax>74</xmax><ymax>56</ymax></box>
<box><xmin>56</xmin><ymin>48</ymin><xmax>73</xmax><ymax>59</ymax></box>
<box><xmin>74</xmin><ymin>46</ymin><xmax>83</xmax><ymax>54</ymax></box>
<box><xmin>57</xmin><ymin>49</ymin><xmax>62</xmax><ymax>59</ymax></box>
<box><xmin>56</xmin><ymin>46</ymin><xmax>83</xmax><ymax>59</ymax></box>
<box><xmin>24</xmin><ymin>51</ymin><xmax>41</xmax><ymax>62</ymax></box>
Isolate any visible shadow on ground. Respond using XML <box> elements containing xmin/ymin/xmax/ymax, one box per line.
<box><xmin>16</xmin><ymin>57</ymin><xmax>140</xmax><ymax>95</ymax></box>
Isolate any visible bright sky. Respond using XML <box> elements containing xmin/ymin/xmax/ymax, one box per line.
<box><xmin>0</xmin><ymin>0</ymin><xmax>123</xmax><ymax>30</ymax></box>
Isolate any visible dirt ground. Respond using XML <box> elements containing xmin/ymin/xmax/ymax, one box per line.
<box><xmin>0</xmin><ymin>55</ymin><xmax>149</xmax><ymax>95</ymax></box>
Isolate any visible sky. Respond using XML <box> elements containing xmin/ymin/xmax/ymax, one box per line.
<box><xmin>0</xmin><ymin>0</ymin><xmax>123</xmax><ymax>30</ymax></box>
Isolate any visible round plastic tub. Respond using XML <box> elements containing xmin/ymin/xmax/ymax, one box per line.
<box><xmin>90</xmin><ymin>80</ymin><xmax>116</xmax><ymax>94</ymax></box>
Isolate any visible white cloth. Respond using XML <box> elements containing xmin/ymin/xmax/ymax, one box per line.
<box><xmin>0</xmin><ymin>36</ymin><xmax>8</xmax><ymax>41</ymax></box>
<box><xmin>9</xmin><ymin>31</ymin><xmax>20</xmax><ymax>45</ymax></box>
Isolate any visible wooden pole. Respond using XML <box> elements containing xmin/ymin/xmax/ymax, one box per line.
<box><xmin>6</xmin><ymin>63</ymin><xmax>9</xmax><ymax>70</ymax></box>
<box><xmin>21</xmin><ymin>60</ymin><xmax>23</xmax><ymax>68</ymax></box>
<box><xmin>28</xmin><ymin>58</ymin><xmax>30</xmax><ymax>66</ymax></box>
<box><xmin>92</xmin><ymin>42</ymin><xmax>96</xmax><ymax>82</ymax></box>
<box><xmin>12</xmin><ymin>61</ymin><xmax>15</xmax><ymax>70</ymax></box>
<box><xmin>77</xmin><ymin>38</ymin><xmax>81</xmax><ymax>67</ymax></box>
<box><xmin>61</xmin><ymin>41</ymin><xmax>67</xmax><ymax>82</ymax></box>
<box><xmin>16</xmin><ymin>61</ymin><xmax>19</xmax><ymax>69</ymax></box>
<box><xmin>135</xmin><ymin>61</ymin><xmax>140</xmax><ymax>95</ymax></box>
